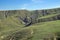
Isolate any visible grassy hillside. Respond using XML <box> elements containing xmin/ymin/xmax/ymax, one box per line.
<box><xmin>29</xmin><ymin>20</ymin><xmax>60</xmax><ymax>40</ymax></box>
<box><xmin>0</xmin><ymin>8</ymin><xmax>60</xmax><ymax>40</ymax></box>
<box><xmin>0</xmin><ymin>20</ymin><xmax>60</xmax><ymax>40</ymax></box>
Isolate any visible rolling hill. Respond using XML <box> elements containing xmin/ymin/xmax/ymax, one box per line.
<box><xmin>0</xmin><ymin>8</ymin><xmax>60</xmax><ymax>40</ymax></box>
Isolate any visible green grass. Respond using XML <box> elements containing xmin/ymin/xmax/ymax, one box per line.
<box><xmin>0</xmin><ymin>16</ymin><xmax>24</xmax><ymax>40</ymax></box>
<box><xmin>1</xmin><ymin>20</ymin><xmax>59</xmax><ymax>40</ymax></box>
<box><xmin>28</xmin><ymin>20</ymin><xmax>60</xmax><ymax>40</ymax></box>
<box><xmin>0</xmin><ymin>13</ymin><xmax>60</xmax><ymax>40</ymax></box>
<box><xmin>0</xmin><ymin>19</ymin><xmax>60</xmax><ymax>40</ymax></box>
